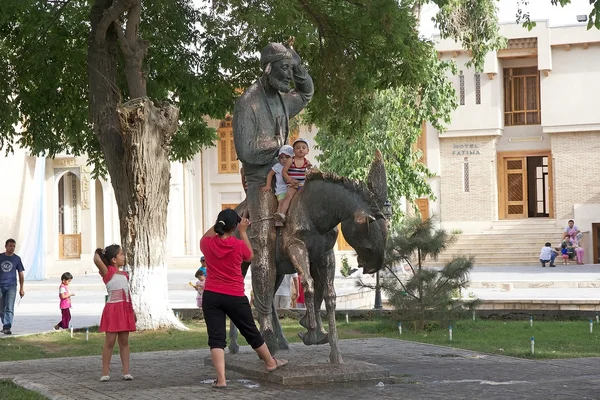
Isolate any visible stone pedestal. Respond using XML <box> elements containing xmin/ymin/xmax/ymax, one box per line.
<box><xmin>203</xmin><ymin>345</ymin><xmax>390</xmax><ymax>385</ymax></box>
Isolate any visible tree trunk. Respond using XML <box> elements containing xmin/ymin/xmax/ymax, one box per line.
<box><xmin>115</xmin><ymin>98</ymin><xmax>183</xmax><ymax>330</ymax></box>
<box><xmin>88</xmin><ymin>0</ymin><xmax>184</xmax><ymax>330</ymax></box>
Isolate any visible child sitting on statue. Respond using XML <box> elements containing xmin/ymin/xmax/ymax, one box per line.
<box><xmin>263</xmin><ymin>145</ymin><xmax>295</xmax><ymax>222</ymax></box>
<box><xmin>273</xmin><ymin>138</ymin><xmax>312</xmax><ymax>223</ymax></box>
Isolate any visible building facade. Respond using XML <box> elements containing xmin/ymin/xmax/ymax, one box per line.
<box><xmin>418</xmin><ymin>21</ymin><xmax>600</xmax><ymax>263</ymax></box>
<box><xmin>0</xmin><ymin>119</ymin><xmax>353</xmax><ymax>278</ymax></box>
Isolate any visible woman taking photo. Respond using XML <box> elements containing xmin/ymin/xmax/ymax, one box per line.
<box><xmin>200</xmin><ymin>208</ymin><xmax>287</xmax><ymax>388</ymax></box>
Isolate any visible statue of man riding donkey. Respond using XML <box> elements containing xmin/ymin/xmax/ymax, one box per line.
<box><xmin>230</xmin><ymin>38</ymin><xmax>390</xmax><ymax>364</ymax></box>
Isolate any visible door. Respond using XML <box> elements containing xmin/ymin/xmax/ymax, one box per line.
<box><xmin>593</xmin><ymin>223</ymin><xmax>600</xmax><ymax>264</ymax></box>
<box><xmin>498</xmin><ymin>151</ymin><xmax>554</xmax><ymax>220</ymax></box>
<box><xmin>527</xmin><ymin>156</ymin><xmax>550</xmax><ymax>217</ymax></box>
<box><xmin>415</xmin><ymin>198</ymin><xmax>429</xmax><ymax>221</ymax></box>
<box><xmin>503</xmin><ymin>157</ymin><xmax>528</xmax><ymax>219</ymax></box>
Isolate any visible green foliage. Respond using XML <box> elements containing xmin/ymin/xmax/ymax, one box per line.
<box><xmin>0</xmin><ymin>0</ymin><xmax>219</xmax><ymax>169</ymax></box>
<box><xmin>359</xmin><ymin>216</ymin><xmax>478</xmax><ymax>330</ymax></box>
<box><xmin>1</xmin><ymin>0</ymin><xmax>510</xmax><ymax>176</ymax></box>
<box><xmin>518</xmin><ymin>1</ymin><xmax>600</xmax><ymax>31</ymax></box>
<box><xmin>0</xmin><ymin>380</ymin><xmax>48</xmax><ymax>400</ymax></box>
<box><xmin>340</xmin><ymin>255</ymin><xmax>351</xmax><ymax>278</ymax></box>
<box><xmin>315</xmin><ymin>48</ymin><xmax>457</xmax><ymax>223</ymax></box>
<box><xmin>432</xmin><ymin>0</ymin><xmax>506</xmax><ymax>71</ymax></box>
<box><xmin>201</xmin><ymin>0</ymin><xmax>433</xmax><ymax>139</ymax></box>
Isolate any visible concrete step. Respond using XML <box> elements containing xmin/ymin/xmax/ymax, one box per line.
<box><xmin>444</xmin><ymin>243</ymin><xmax>562</xmax><ymax>250</ymax></box>
<box><xmin>453</xmin><ymin>233</ymin><xmax>565</xmax><ymax>240</ymax></box>
<box><xmin>468</xmin><ymin>280</ymin><xmax>600</xmax><ymax>289</ymax></box>
<box><xmin>434</xmin><ymin>218</ymin><xmax>577</xmax><ymax>266</ymax></box>
<box><xmin>432</xmin><ymin>253</ymin><xmax>552</xmax><ymax>261</ymax></box>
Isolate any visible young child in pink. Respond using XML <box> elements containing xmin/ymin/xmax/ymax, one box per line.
<box><xmin>194</xmin><ymin>269</ymin><xmax>206</xmax><ymax>308</ymax></box>
<box><xmin>54</xmin><ymin>272</ymin><xmax>74</xmax><ymax>330</ymax></box>
<box><xmin>93</xmin><ymin>245</ymin><xmax>137</xmax><ymax>382</ymax></box>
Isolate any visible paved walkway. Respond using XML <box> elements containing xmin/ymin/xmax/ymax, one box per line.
<box><xmin>2</xmin><ymin>338</ymin><xmax>600</xmax><ymax>399</ymax></box>
<box><xmin>3</xmin><ymin>267</ymin><xmax>600</xmax><ymax>398</ymax></box>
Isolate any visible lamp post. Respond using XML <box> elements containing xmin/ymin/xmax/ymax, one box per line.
<box><xmin>374</xmin><ymin>200</ymin><xmax>393</xmax><ymax>310</ymax></box>
<box><xmin>374</xmin><ymin>270</ymin><xmax>383</xmax><ymax>309</ymax></box>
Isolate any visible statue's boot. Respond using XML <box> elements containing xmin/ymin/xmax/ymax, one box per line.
<box><xmin>228</xmin><ymin>342</ymin><xmax>240</xmax><ymax>354</ymax></box>
<box><xmin>300</xmin><ymin>314</ymin><xmax>328</xmax><ymax>335</ymax></box>
<box><xmin>298</xmin><ymin>329</ymin><xmax>329</xmax><ymax>345</ymax></box>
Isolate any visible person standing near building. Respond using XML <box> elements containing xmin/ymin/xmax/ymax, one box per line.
<box><xmin>54</xmin><ymin>272</ymin><xmax>75</xmax><ymax>330</ymax></box>
<box><xmin>0</xmin><ymin>238</ymin><xmax>25</xmax><ymax>335</ymax></box>
<box><xmin>274</xmin><ymin>273</ymin><xmax>298</xmax><ymax>309</ymax></box>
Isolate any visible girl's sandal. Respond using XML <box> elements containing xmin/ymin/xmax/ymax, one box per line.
<box><xmin>266</xmin><ymin>357</ymin><xmax>288</xmax><ymax>372</ymax></box>
<box><xmin>100</xmin><ymin>375</ymin><xmax>110</xmax><ymax>382</ymax></box>
<box><xmin>122</xmin><ymin>374</ymin><xmax>134</xmax><ymax>381</ymax></box>
<box><xmin>211</xmin><ymin>379</ymin><xmax>226</xmax><ymax>389</ymax></box>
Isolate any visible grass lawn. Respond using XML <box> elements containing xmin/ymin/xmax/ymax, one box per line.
<box><xmin>359</xmin><ymin>318</ymin><xmax>600</xmax><ymax>359</ymax></box>
<box><xmin>1</xmin><ymin>380</ymin><xmax>49</xmax><ymax>400</ymax></box>
<box><xmin>2</xmin><ymin>318</ymin><xmax>600</xmax><ymax>363</ymax></box>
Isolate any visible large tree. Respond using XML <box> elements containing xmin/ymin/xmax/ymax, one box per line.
<box><xmin>1</xmin><ymin>0</ymin><xmax>595</xmax><ymax>329</ymax></box>
<box><xmin>1</xmin><ymin>0</ymin><xmax>222</xmax><ymax>329</ymax></box>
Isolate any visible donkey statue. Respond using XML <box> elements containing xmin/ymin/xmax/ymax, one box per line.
<box><xmin>231</xmin><ymin>151</ymin><xmax>389</xmax><ymax>364</ymax></box>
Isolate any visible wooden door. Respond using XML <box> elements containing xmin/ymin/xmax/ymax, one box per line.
<box><xmin>415</xmin><ymin>198</ymin><xmax>429</xmax><ymax>221</ymax></box>
<box><xmin>503</xmin><ymin>157</ymin><xmax>528</xmax><ymax>219</ymax></box>
<box><xmin>593</xmin><ymin>223</ymin><xmax>600</xmax><ymax>264</ymax></box>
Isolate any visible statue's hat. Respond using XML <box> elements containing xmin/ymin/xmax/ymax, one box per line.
<box><xmin>260</xmin><ymin>43</ymin><xmax>292</xmax><ymax>70</ymax></box>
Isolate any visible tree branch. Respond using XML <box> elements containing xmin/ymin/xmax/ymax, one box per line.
<box><xmin>125</xmin><ymin>0</ymin><xmax>141</xmax><ymax>48</ymax></box>
<box><xmin>385</xmin><ymin>265</ymin><xmax>419</xmax><ymax>300</ymax></box>
<box><xmin>115</xmin><ymin>22</ymin><xmax>134</xmax><ymax>57</ymax></box>
<box><xmin>95</xmin><ymin>0</ymin><xmax>134</xmax><ymax>45</ymax></box>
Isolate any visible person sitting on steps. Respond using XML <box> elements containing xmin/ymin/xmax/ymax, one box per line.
<box><xmin>274</xmin><ymin>138</ymin><xmax>312</xmax><ymax>223</ymax></box>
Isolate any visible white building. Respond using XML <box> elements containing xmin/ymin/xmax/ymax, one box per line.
<box><xmin>419</xmin><ymin>21</ymin><xmax>600</xmax><ymax>264</ymax></box>
<box><xmin>0</xmin><ymin>118</ymin><xmax>357</xmax><ymax>278</ymax></box>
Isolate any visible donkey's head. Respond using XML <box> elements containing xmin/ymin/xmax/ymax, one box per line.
<box><xmin>341</xmin><ymin>150</ymin><xmax>389</xmax><ymax>274</ymax></box>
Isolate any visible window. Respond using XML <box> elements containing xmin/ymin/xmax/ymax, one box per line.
<box><xmin>475</xmin><ymin>73</ymin><xmax>481</xmax><ymax>105</ymax></box>
<box><xmin>463</xmin><ymin>157</ymin><xmax>470</xmax><ymax>192</ymax></box>
<box><xmin>459</xmin><ymin>70</ymin><xmax>465</xmax><ymax>105</ymax></box>
<box><xmin>503</xmin><ymin>67</ymin><xmax>540</xmax><ymax>126</ymax></box>
<box><xmin>221</xmin><ymin>203</ymin><xmax>239</xmax><ymax>211</ymax></box>
<box><xmin>217</xmin><ymin>115</ymin><xmax>238</xmax><ymax>174</ymax></box>
<box><xmin>414</xmin><ymin>121</ymin><xmax>427</xmax><ymax>165</ymax></box>
<box><xmin>288</xmin><ymin>126</ymin><xmax>299</xmax><ymax>146</ymax></box>
<box><xmin>337</xmin><ymin>225</ymin><xmax>353</xmax><ymax>251</ymax></box>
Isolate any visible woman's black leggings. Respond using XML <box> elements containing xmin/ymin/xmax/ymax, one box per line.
<box><xmin>202</xmin><ymin>290</ymin><xmax>265</xmax><ymax>350</ymax></box>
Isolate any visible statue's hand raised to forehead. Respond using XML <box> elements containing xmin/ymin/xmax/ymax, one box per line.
<box><xmin>284</xmin><ymin>36</ymin><xmax>301</xmax><ymax>67</ymax></box>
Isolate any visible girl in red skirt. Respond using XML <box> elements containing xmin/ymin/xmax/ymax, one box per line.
<box><xmin>94</xmin><ymin>245</ymin><xmax>137</xmax><ymax>382</ymax></box>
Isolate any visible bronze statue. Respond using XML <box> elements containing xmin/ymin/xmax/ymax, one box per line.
<box><xmin>230</xmin><ymin>153</ymin><xmax>389</xmax><ymax>364</ymax></box>
<box><xmin>233</xmin><ymin>40</ymin><xmax>314</xmax><ymax>350</ymax></box>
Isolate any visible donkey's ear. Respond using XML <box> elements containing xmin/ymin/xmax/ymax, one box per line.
<box><xmin>367</xmin><ymin>149</ymin><xmax>388</xmax><ymax>204</ymax></box>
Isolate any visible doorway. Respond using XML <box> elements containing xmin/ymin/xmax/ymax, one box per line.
<box><xmin>593</xmin><ymin>223</ymin><xmax>600</xmax><ymax>264</ymax></box>
<box><xmin>57</xmin><ymin>172</ymin><xmax>82</xmax><ymax>259</ymax></box>
<box><xmin>526</xmin><ymin>156</ymin><xmax>550</xmax><ymax>217</ymax></box>
<box><xmin>497</xmin><ymin>151</ymin><xmax>553</xmax><ymax>219</ymax></box>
